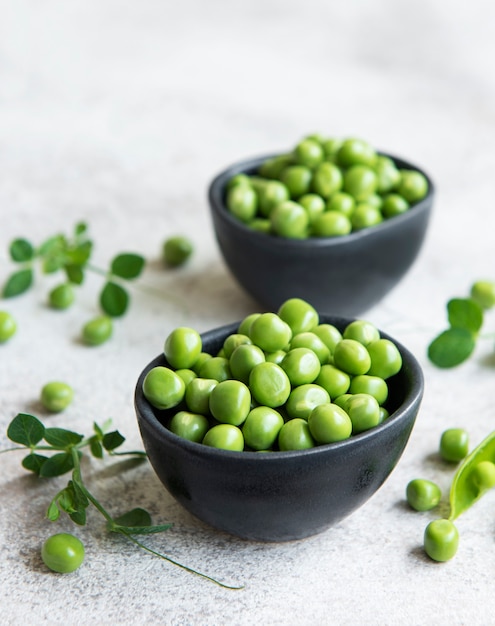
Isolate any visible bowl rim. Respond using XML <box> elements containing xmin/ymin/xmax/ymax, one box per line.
<box><xmin>135</xmin><ymin>316</ymin><xmax>424</xmax><ymax>463</ymax></box>
<box><xmin>208</xmin><ymin>151</ymin><xmax>435</xmax><ymax>249</ymax></box>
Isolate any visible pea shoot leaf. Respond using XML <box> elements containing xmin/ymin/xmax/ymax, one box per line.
<box><xmin>46</xmin><ymin>500</ymin><xmax>60</xmax><ymax>521</ymax></box>
<box><xmin>109</xmin><ymin>508</ymin><xmax>173</xmax><ymax>535</ymax></box>
<box><xmin>427</xmin><ymin>327</ymin><xmax>476</xmax><ymax>368</ymax></box>
<box><xmin>7</xmin><ymin>413</ymin><xmax>45</xmax><ymax>447</ymax></box>
<box><xmin>65</xmin><ymin>263</ymin><xmax>85</xmax><ymax>284</ymax></box>
<box><xmin>90</xmin><ymin>437</ymin><xmax>104</xmax><ymax>459</ymax></box>
<box><xmin>100</xmin><ymin>281</ymin><xmax>129</xmax><ymax>316</ymax></box>
<box><xmin>21</xmin><ymin>452</ymin><xmax>49</xmax><ymax>474</ymax></box>
<box><xmin>9</xmin><ymin>238</ymin><xmax>34</xmax><ymax>262</ymax></box>
<box><xmin>3</xmin><ymin>268</ymin><xmax>34</xmax><ymax>297</ymax></box>
<box><xmin>39</xmin><ymin>452</ymin><xmax>75</xmax><ymax>477</ymax></box>
<box><xmin>447</xmin><ymin>298</ymin><xmax>483</xmax><ymax>334</ymax></box>
<box><xmin>102</xmin><ymin>430</ymin><xmax>126</xmax><ymax>451</ymax></box>
<box><xmin>110</xmin><ymin>253</ymin><xmax>145</xmax><ymax>280</ymax></box>
<box><xmin>43</xmin><ymin>427</ymin><xmax>84</xmax><ymax>448</ymax></box>
<box><xmin>113</xmin><ymin>508</ymin><xmax>152</xmax><ymax>528</ymax></box>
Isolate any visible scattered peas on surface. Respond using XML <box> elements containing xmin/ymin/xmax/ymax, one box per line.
<box><xmin>406</xmin><ymin>478</ymin><xmax>442</xmax><ymax>512</ymax></box>
<box><xmin>163</xmin><ymin>236</ymin><xmax>193</xmax><ymax>267</ymax></box>
<box><xmin>423</xmin><ymin>519</ymin><xmax>459</xmax><ymax>562</ymax></box>
<box><xmin>49</xmin><ymin>283</ymin><xmax>75</xmax><ymax>310</ymax></box>
<box><xmin>41</xmin><ymin>533</ymin><xmax>85</xmax><ymax>573</ymax></box>
<box><xmin>440</xmin><ymin>428</ymin><xmax>469</xmax><ymax>463</ymax></box>
<box><xmin>224</xmin><ymin>135</ymin><xmax>429</xmax><ymax>239</ymax></box>
<box><xmin>40</xmin><ymin>381</ymin><xmax>74</xmax><ymax>413</ymax></box>
<box><xmin>142</xmin><ymin>297</ymin><xmax>403</xmax><ymax>452</ymax></box>
<box><xmin>82</xmin><ymin>315</ymin><xmax>113</xmax><ymax>346</ymax></box>
<box><xmin>0</xmin><ymin>310</ymin><xmax>17</xmax><ymax>343</ymax></box>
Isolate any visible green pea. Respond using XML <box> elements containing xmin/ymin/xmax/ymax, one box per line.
<box><xmin>203</xmin><ymin>424</ymin><xmax>244</xmax><ymax>451</ymax></box>
<box><xmin>277</xmin><ymin>297</ymin><xmax>319</xmax><ymax>335</ymax></box>
<box><xmin>311</xmin><ymin>211</ymin><xmax>352</xmax><ymax>237</ymax></box>
<box><xmin>270</xmin><ymin>200</ymin><xmax>309</xmax><ymax>239</ymax></box>
<box><xmin>82</xmin><ymin>315</ymin><xmax>113</xmax><ymax>346</ymax></box>
<box><xmin>229</xmin><ymin>344</ymin><xmax>265</xmax><ymax>384</ymax></box>
<box><xmin>406</xmin><ymin>478</ymin><xmax>442</xmax><ymax>511</ymax></box>
<box><xmin>374</xmin><ymin>155</ymin><xmax>400</xmax><ymax>193</ymax></box>
<box><xmin>258</xmin><ymin>154</ymin><xmax>294</xmax><ymax>179</ymax></box>
<box><xmin>222</xmin><ymin>333</ymin><xmax>252</xmax><ymax>359</ymax></box>
<box><xmin>163</xmin><ymin>236</ymin><xmax>193</xmax><ymax>267</ymax></box>
<box><xmin>290</xmin><ymin>332</ymin><xmax>330</xmax><ymax>365</ymax></box>
<box><xmin>237</xmin><ymin>313</ymin><xmax>261</xmax><ymax>337</ymax></box>
<box><xmin>280</xmin><ymin>347</ymin><xmax>321</xmax><ymax>386</ymax></box>
<box><xmin>299</xmin><ymin>193</ymin><xmax>326</xmax><ymax>223</ymax></box>
<box><xmin>308</xmin><ymin>403</ymin><xmax>352</xmax><ymax>444</ymax></box>
<box><xmin>279</xmin><ymin>165</ymin><xmax>312</xmax><ymax>198</ymax></box>
<box><xmin>367</xmin><ymin>339</ymin><xmax>402</xmax><ymax>379</ymax></box>
<box><xmin>344</xmin><ymin>165</ymin><xmax>378</xmax><ymax>201</ymax></box>
<box><xmin>333</xmin><ymin>394</ymin><xmax>352</xmax><ymax>410</ymax></box>
<box><xmin>249</xmin><ymin>362</ymin><xmax>291</xmax><ymax>408</ymax></box>
<box><xmin>258</xmin><ymin>180</ymin><xmax>290</xmax><ymax>217</ymax></box>
<box><xmin>41</xmin><ymin>533</ymin><xmax>85</xmax><ymax>573</ymax></box>
<box><xmin>248</xmin><ymin>217</ymin><xmax>271</xmax><ymax>233</ymax></box>
<box><xmin>321</xmin><ymin>138</ymin><xmax>343</xmax><ymax>160</ymax></box>
<box><xmin>226</xmin><ymin>173</ymin><xmax>251</xmax><ymax>189</ymax></box>
<box><xmin>440</xmin><ymin>428</ymin><xmax>469</xmax><ymax>463</ymax></box>
<box><xmin>226</xmin><ymin>185</ymin><xmax>258</xmax><ymax>222</ymax></box>
<box><xmin>311</xmin><ymin>162</ymin><xmax>343</xmax><ymax>198</ymax></box>
<box><xmin>349</xmin><ymin>375</ymin><xmax>388</xmax><ymax>405</ymax></box>
<box><xmin>337</xmin><ymin>138</ymin><xmax>377</xmax><ymax>168</ymax></box>
<box><xmin>169</xmin><ymin>411</ymin><xmax>210</xmax><ymax>443</ymax></box>
<box><xmin>378</xmin><ymin>406</ymin><xmax>389</xmax><ymax>423</ymax></box>
<box><xmin>285</xmin><ymin>383</ymin><xmax>330</xmax><ymax>420</ymax></box>
<box><xmin>345</xmin><ymin>393</ymin><xmax>381</xmax><ymax>434</ymax></box>
<box><xmin>198</xmin><ymin>356</ymin><xmax>231</xmax><ymax>382</ymax></box>
<box><xmin>326</xmin><ymin>192</ymin><xmax>355</xmax><ymax>218</ymax></box>
<box><xmin>164</xmin><ymin>327</ymin><xmax>202</xmax><ymax>370</ymax></box>
<box><xmin>174</xmin><ymin>368</ymin><xmax>197</xmax><ymax>386</ymax></box>
<box><xmin>470</xmin><ymin>281</ymin><xmax>495</xmax><ymax>310</ymax></box>
<box><xmin>249</xmin><ymin>312</ymin><xmax>292</xmax><ymax>352</ymax></box>
<box><xmin>312</xmin><ymin>324</ymin><xmax>343</xmax><ymax>354</ymax></box>
<box><xmin>293</xmin><ymin>138</ymin><xmax>324</xmax><ymax>168</ymax></box>
<box><xmin>351</xmin><ymin>203</ymin><xmax>383</xmax><ymax>230</ymax></box>
<box><xmin>142</xmin><ymin>366</ymin><xmax>186</xmax><ymax>410</ymax></box>
<box><xmin>209</xmin><ymin>379</ymin><xmax>251</xmax><ymax>426</ymax></box>
<box><xmin>49</xmin><ymin>283</ymin><xmax>75</xmax><ymax>310</ymax></box>
<box><xmin>278</xmin><ymin>418</ymin><xmax>315</xmax><ymax>451</ymax></box>
<box><xmin>314</xmin><ymin>364</ymin><xmax>350</xmax><ymax>399</ymax></box>
<box><xmin>397</xmin><ymin>169</ymin><xmax>428</xmax><ymax>203</ymax></box>
<box><xmin>242</xmin><ymin>406</ymin><xmax>284</xmax><ymax>451</ymax></box>
<box><xmin>333</xmin><ymin>339</ymin><xmax>371</xmax><ymax>375</ymax></box>
<box><xmin>382</xmin><ymin>193</ymin><xmax>410</xmax><ymax>218</ymax></box>
<box><xmin>41</xmin><ymin>381</ymin><xmax>74</xmax><ymax>413</ymax></box>
<box><xmin>184</xmin><ymin>377</ymin><xmax>218</xmax><ymax>415</ymax></box>
<box><xmin>470</xmin><ymin>461</ymin><xmax>495</xmax><ymax>492</ymax></box>
<box><xmin>0</xmin><ymin>311</ymin><xmax>17</xmax><ymax>343</ymax></box>
<box><xmin>264</xmin><ymin>349</ymin><xmax>287</xmax><ymax>364</ymax></box>
<box><xmin>343</xmin><ymin>320</ymin><xmax>380</xmax><ymax>346</ymax></box>
<box><xmin>423</xmin><ymin>519</ymin><xmax>459</xmax><ymax>562</ymax></box>
<box><xmin>191</xmin><ymin>352</ymin><xmax>212</xmax><ymax>375</ymax></box>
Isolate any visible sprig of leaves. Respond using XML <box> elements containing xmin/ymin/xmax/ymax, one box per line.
<box><xmin>2</xmin><ymin>413</ymin><xmax>242</xmax><ymax>589</ymax></box>
<box><xmin>2</xmin><ymin>222</ymin><xmax>145</xmax><ymax>317</ymax></box>
<box><xmin>428</xmin><ymin>280</ymin><xmax>495</xmax><ymax>368</ymax></box>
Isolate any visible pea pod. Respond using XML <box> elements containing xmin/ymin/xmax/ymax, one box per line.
<box><xmin>449</xmin><ymin>431</ymin><xmax>495</xmax><ymax>520</ymax></box>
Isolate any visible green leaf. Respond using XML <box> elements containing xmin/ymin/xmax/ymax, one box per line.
<box><xmin>57</xmin><ymin>487</ymin><xmax>77</xmax><ymax>513</ymax></box>
<box><xmin>67</xmin><ymin>240</ymin><xmax>92</xmax><ymax>267</ymax></box>
<box><xmin>65</xmin><ymin>263</ymin><xmax>85</xmax><ymax>285</ymax></box>
<box><xmin>74</xmin><ymin>222</ymin><xmax>88</xmax><ymax>237</ymax></box>
<box><xmin>93</xmin><ymin>422</ymin><xmax>104</xmax><ymax>438</ymax></box>
<box><xmin>115</xmin><ymin>523</ymin><xmax>174</xmax><ymax>535</ymax></box>
<box><xmin>447</xmin><ymin>298</ymin><xmax>484</xmax><ymax>334</ymax></box>
<box><xmin>43</xmin><ymin>427</ymin><xmax>84</xmax><ymax>448</ymax></box>
<box><xmin>110</xmin><ymin>253</ymin><xmax>145</xmax><ymax>280</ymax></box>
<box><xmin>90</xmin><ymin>438</ymin><xmax>104</xmax><ymax>458</ymax></box>
<box><xmin>46</xmin><ymin>500</ymin><xmax>60</xmax><ymax>521</ymax></box>
<box><xmin>113</xmin><ymin>508</ymin><xmax>152</xmax><ymax>528</ymax></box>
<box><xmin>38</xmin><ymin>234</ymin><xmax>66</xmax><ymax>257</ymax></box>
<box><xmin>102</xmin><ymin>430</ymin><xmax>126</xmax><ymax>451</ymax></box>
<box><xmin>100</xmin><ymin>281</ymin><xmax>129</xmax><ymax>317</ymax></box>
<box><xmin>9</xmin><ymin>238</ymin><xmax>34</xmax><ymax>262</ymax></box>
<box><xmin>22</xmin><ymin>453</ymin><xmax>49</xmax><ymax>474</ymax></box>
<box><xmin>39</xmin><ymin>452</ymin><xmax>75</xmax><ymax>477</ymax></box>
<box><xmin>70</xmin><ymin>508</ymin><xmax>87</xmax><ymax>525</ymax></box>
<box><xmin>3</xmin><ymin>268</ymin><xmax>34</xmax><ymax>297</ymax></box>
<box><xmin>7</xmin><ymin>413</ymin><xmax>45</xmax><ymax>446</ymax></box>
<box><xmin>428</xmin><ymin>327</ymin><xmax>476</xmax><ymax>368</ymax></box>
<box><xmin>42</xmin><ymin>255</ymin><xmax>66</xmax><ymax>274</ymax></box>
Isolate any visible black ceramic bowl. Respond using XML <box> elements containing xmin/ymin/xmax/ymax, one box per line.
<box><xmin>208</xmin><ymin>153</ymin><xmax>434</xmax><ymax>316</ymax></box>
<box><xmin>135</xmin><ymin>315</ymin><xmax>424</xmax><ymax>542</ymax></box>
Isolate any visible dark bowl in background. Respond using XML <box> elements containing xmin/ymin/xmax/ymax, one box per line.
<box><xmin>208</xmin><ymin>153</ymin><xmax>434</xmax><ymax>316</ymax></box>
<box><xmin>134</xmin><ymin>315</ymin><xmax>424</xmax><ymax>542</ymax></box>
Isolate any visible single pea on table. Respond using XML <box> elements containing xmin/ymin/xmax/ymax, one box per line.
<box><xmin>142</xmin><ymin>297</ymin><xmax>403</xmax><ymax>452</ymax></box>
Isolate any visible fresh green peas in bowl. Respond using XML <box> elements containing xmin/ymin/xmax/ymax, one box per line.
<box><xmin>135</xmin><ymin>297</ymin><xmax>424</xmax><ymax>541</ymax></box>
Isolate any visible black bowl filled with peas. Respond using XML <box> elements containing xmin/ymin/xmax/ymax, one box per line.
<box><xmin>135</xmin><ymin>298</ymin><xmax>424</xmax><ymax>542</ymax></box>
<box><xmin>208</xmin><ymin>135</ymin><xmax>434</xmax><ymax>316</ymax></box>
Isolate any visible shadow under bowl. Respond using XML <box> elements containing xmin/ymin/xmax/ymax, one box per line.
<box><xmin>134</xmin><ymin>315</ymin><xmax>424</xmax><ymax>542</ymax></box>
<box><xmin>208</xmin><ymin>153</ymin><xmax>434</xmax><ymax>316</ymax></box>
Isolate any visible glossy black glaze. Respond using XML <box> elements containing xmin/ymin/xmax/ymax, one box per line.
<box><xmin>135</xmin><ymin>316</ymin><xmax>424</xmax><ymax>542</ymax></box>
<box><xmin>208</xmin><ymin>153</ymin><xmax>434</xmax><ymax>316</ymax></box>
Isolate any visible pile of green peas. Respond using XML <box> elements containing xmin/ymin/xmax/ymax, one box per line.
<box><xmin>142</xmin><ymin>297</ymin><xmax>403</xmax><ymax>452</ymax></box>
<box><xmin>225</xmin><ymin>136</ymin><xmax>429</xmax><ymax>239</ymax></box>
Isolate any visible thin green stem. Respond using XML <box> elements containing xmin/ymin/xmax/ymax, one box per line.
<box><xmin>70</xmin><ymin>448</ymin><xmax>114</xmax><ymax>523</ymax></box>
<box><xmin>121</xmin><ymin>531</ymin><xmax>244</xmax><ymax>590</ymax></box>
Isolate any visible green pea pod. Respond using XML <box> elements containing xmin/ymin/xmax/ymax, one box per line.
<box><xmin>449</xmin><ymin>431</ymin><xmax>495</xmax><ymax>520</ymax></box>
